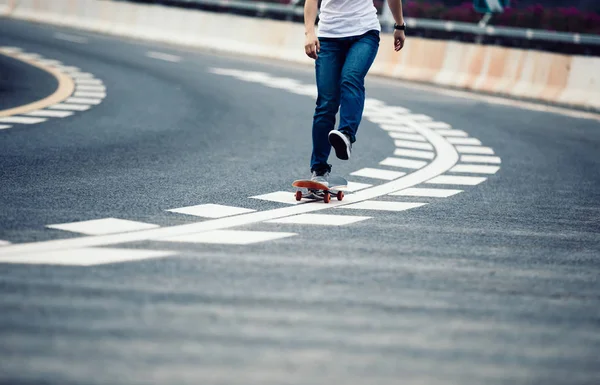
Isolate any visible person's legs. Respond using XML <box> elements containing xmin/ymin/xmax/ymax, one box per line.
<box><xmin>310</xmin><ymin>39</ymin><xmax>346</xmax><ymax>174</ymax></box>
<box><xmin>331</xmin><ymin>30</ymin><xmax>379</xmax><ymax>156</ymax></box>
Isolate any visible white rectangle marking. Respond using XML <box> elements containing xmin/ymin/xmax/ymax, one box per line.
<box><xmin>423</xmin><ymin>121</ymin><xmax>452</xmax><ymax>129</ymax></box>
<box><xmin>65</xmin><ymin>97</ymin><xmax>102</xmax><ymax>105</ymax></box>
<box><xmin>26</xmin><ymin>110</ymin><xmax>74</xmax><ymax>118</ymax></box>
<box><xmin>456</xmin><ymin>145</ymin><xmax>495</xmax><ymax>155</ymax></box>
<box><xmin>0</xmin><ymin>46</ymin><xmax>23</xmax><ymax>53</ymax></box>
<box><xmin>394</xmin><ymin>148</ymin><xmax>435</xmax><ymax>160</ymax></box>
<box><xmin>450</xmin><ymin>164</ymin><xmax>500</xmax><ymax>174</ymax></box>
<box><xmin>76</xmin><ymin>78</ymin><xmax>103</xmax><ymax>86</ymax></box>
<box><xmin>435</xmin><ymin>129</ymin><xmax>469</xmax><ymax>137</ymax></box>
<box><xmin>0</xmin><ymin>125</ymin><xmax>11</xmax><ymax>129</ymax></box>
<box><xmin>342</xmin><ymin>201</ymin><xmax>427</xmax><ymax>212</ymax></box>
<box><xmin>56</xmin><ymin>66</ymin><xmax>81</xmax><ymax>73</ymax></box>
<box><xmin>426</xmin><ymin>175</ymin><xmax>487</xmax><ymax>186</ymax></box>
<box><xmin>17</xmin><ymin>53</ymin><xmax>41</xmax><ymax>60</ymax></box>
<box><xmin>167</xmin><ymin>204</ymin><xmax>255</xmax><ymax>218</ymax></box>
<box><xmin>146</xmin><ymin>51</ymin><xmax>182</xmax><ymax>63</ymax></box>
<box><xmin>350</xmin><ymin>168</ymin><xmax>406</xmax><ymax>180</ymax></box>
<box><xmin>380</xmin><ymin>124</ymin><xmax>416</xmax><ymax>133</ymax></box>
<box><xmin>460</xmin><ymin>155</ymin><xmax>502</xmax><ymax>164</ymax></box>
<box><xmin>49</xmin><ymin>103</ymin><xmax>91</xmax><ymax>111</ymax></box>
<box><xmin>47</xmin><ymin>218</ymin><xmax>159</xmax><ymax>235</ymax></box>
<box><xmin>390</xmin><ymin>187</ymin><xmax>462</xmax><ymax>198</ymax></box>
<box><xmin>345</xmin><ymin>181</ymin><xmax>372</xmax><ymax>192</ymax></box>
<box><xmin>36</xmin><ymin>59</ymin><xmax>63</xmax><ymax>66</ymax></box>
<box><xmin>74</xmin><ymin>91</ymin><xmax>106</xmax><ymax>99</ymax></box>
<box><xmin>407</xmin><ymin>114</ymin><xmax>433</xmax><ymax>122</ymax></box>
<box><xmin>380</xmin><ymin>157</ymin><xmax>427</xmax><ymax>169</ymax></box>
<box><xmin>76</xmin><ymin>85</ymin><xmax>106</xmax><ymax>92</ymax></box>
<box><xmin>251</xmin><ymin>191</ymin><xmax>306</xmax><ymax>205</ymax></box>
<box><xmin>388</xmin><ymin>132</ymin><xmax>427</xmax><ymax>142</ymax></box>
<box><xmin>267</xmin><ymin>214</ymin><xmax>371</xmax><ymax>226</ymax></box>
<box><xmin>0</xmin><ymin>247</ymin><xmax>174</xmax><ymax>266</ymax></box>
<box><xmin>0</xmin><ymin>116</ymin><xmax>46</xmax><ymax>124</ymax></box>
<box><xmin>446</xmin><ymin>137</ymin><xmax>482</xmax><ymax>145</ymax></box>
<box><xmin>69</xmin><ymin>72</ymin><xmax>95</xmax><ymax>79</ymax></box>
<box><xmin>160</xmin><ymin>230</ymin><xmax>295</xmax><ymax>245</ymax></box>
<box><xmin>394</xmin><ymin>140</ymin><xmax>434</xmax><ymax>151</ymax></box>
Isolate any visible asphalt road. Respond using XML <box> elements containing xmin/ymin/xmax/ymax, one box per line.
<box><xmin>1</xmin><ymin>17</ymin><xmax>599</xmax><ymax>385</ymax></box>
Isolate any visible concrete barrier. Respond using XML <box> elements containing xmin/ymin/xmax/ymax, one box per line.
<box><xmin>4</xmin><ymin>0</ymin><xmax>599</xmax><ymax>111</ymax></box>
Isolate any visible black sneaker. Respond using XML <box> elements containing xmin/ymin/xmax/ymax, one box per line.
<box><xmin>328</xmin><ymin>130</ymin><xmax>352</xmax><ymax>160</ymax></box>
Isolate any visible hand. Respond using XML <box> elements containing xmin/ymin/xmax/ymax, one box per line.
<box><xmin>394</xmin><ymin>29</ymin><xmax>405</xmax><ymax>51</ymax></box>
<box><xmin>304</xmin><ymin>31</ymin><xmax>320</xmax><ymax>60</ymax></box>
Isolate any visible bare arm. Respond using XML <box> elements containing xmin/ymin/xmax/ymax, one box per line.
<box><xmin>304</xmin><ymin>0</ymin><xmax>320</xmax><ymax>59</ymax></box>
<box><xmin>386</xmin><ymin>0</ymin><xmax>406</xmax><ymax>51</ymax></box>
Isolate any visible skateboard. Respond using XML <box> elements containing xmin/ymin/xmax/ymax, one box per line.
<box><xmin>292</xmin><ymin>176</ymin><xmax>348</xmax><ymax>203</ymax></box>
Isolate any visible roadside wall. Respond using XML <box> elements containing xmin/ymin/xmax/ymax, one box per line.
<box><xmin>3</xmin><ymin>0</ymin><xmax>599</xmax><ymax>110</ymax></box>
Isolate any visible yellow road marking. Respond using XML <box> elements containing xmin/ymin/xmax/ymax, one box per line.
<box><xmin>0</xmin><ymin>50</ymin><xmax>75</xmax><ymax>117</ymax></box>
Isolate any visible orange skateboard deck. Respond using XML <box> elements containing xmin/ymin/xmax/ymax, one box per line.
<box><xmin>292</xmin><ymin>176</ymin><xmax>347</xmax><ymax>203</ymax></box>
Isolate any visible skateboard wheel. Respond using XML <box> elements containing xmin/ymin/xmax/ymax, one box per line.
<box><xmin>295</xmin><ymin>190</ymin><xmax>302</xmax><ymax>201</ymax></box>
<box><xmin>323</xmin><ymin>192</ymin><xmax>330</xmax><ymax>203</ymax></box>
<box><xmin>337</xmin><ymin>191</ymin><xmax>344</xmax><ymax>201</ymax></box>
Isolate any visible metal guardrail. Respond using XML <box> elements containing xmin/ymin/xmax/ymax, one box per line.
<box><xmin>145</xmin><ymin>0</ymin><xmax>600</xmax><ymax>46</ymax></box>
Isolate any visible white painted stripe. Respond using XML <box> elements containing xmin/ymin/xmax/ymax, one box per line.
<box><xmin>0</xmin><ymin>125</ymin><xmax>11</xmax><ymax>130</ymax></box>
<box><xmin>407</xmin><ymin>114</ymin><xmax>433</xmax><ymax>122</ymax></box>
<box><xmin>56</xmin><ymin>66</ymin><xmax>81</xmax><ymax>73</ymax></box>
<box><xmin>350</xmin><ymin>168</ymin><xmax>406</xmax><ymax>180</ymax></box>
<box><xmin>17</xmin><ymin>53</ymin><xmax>41</xmax><ymax>60</ymax></box>
<box><xmin>380</xmin><ymin>124</ymin><xmax>416</xmax><ymax>133</ymax></box>
<box><xmin>426</xmin><ymin>175</ymin><xmax>487</xmax><ymax>186</ymax></box>
<box><xmin>456</xmin><ymin>145</ymin><xmax>495</xmax><ymax>155</ymax></box>
<box><xmin>288</xmin><ymin>85</ymin><xmax>317</xmax><ymax>98</ymax></box>
<box><xmin>74</xmin><ymin>91</ymin><xmax>106</xmax><ymax>98</ymax></box>
<box><xmin>47</xmin><ymin>218</ymin><xmax>159</xmax><ymax>235</ymax></box>
<box><xmin>0</xmin><ymin>46</ymin><xmax>23</xmax><ymax>53</ymax></box>
<box><xmin>26</xmin><ymin>110</ymin><xmax>74</xmax><ymax>118</ymax></box>
<box><xmin>450</xmin><ymin>164</ymin><xmax>500</xmax><ymax>174</ymax></box>
<box><xmin>167</xmin><ymin>204</ymin><xmax>255</xmax><ymax>218</ymax></box>
<box><xmin>389</xmin><ymin>187</ymin><xmax>462</xmax><ymax>198</ymax></box>
<box><xmin>75</xmin><ymin>78</ymin><xmax>103</xmax><ymax>86</ymax></box>
<box><xmin>54</xmin><ymin>32</ymin><xmax>88</xmax><ymax>44</ymax></box>
<box><xmin>65</xmin><ymin>97</ymin><xmax>102</xmax><ymax>105</ymax></box>
<box><xmin>0</xmin><ymin>116</ymin><xmax>46</xmax><ymax>124</ymax></box>
<box><xmin>36</xmin><ymin>59</ymin><xmax>63</xmax><ymax>66</ymax></box>
<box><xmin>423</xmin><ymin>121</ymin><xmax>452</xmax><ymax>129</ymax></box>
<box><xmin>345</xmin><ymin>181</ymin><xmax>372</xmax><ymax>192</ymax></box>
<box><xmin>266</xmin><ymin>214</ymin><xmax>371</xmax><ymax>226</ymax></box>
<box><xmin>69</xmin><ymin>72</ymin><xmax>95</xmax><ymax>79</ymax></box>
<box><xmin>0</xmin><ymin>247</ymin><xmax>174</xmax><ymax>266</ymax></box>
<box><xmin>146</xmin><ymin>51</ymin><xmax>182</xmax><ymax>63</ymax></box>
<box><xmin>160</xmin><ymin>230</ymin><xmax>296</xmax><ymax>245</ymax></box>
<box><xmin>364</xmin><ymin>106</ymin><xmax>410</xmax><ymax>116</ymax></box>
<box><xmin>0</xmin><ymin>240</ymin><xmax>11</xmax><ymax>246</ymax></box>
<box><xmin>380</xmin><ymin>157</ymin><xmax>428</xmax><ymax>169</ymax></box>
<box><xmin>446</xmin><ymin>137</ymin><xmax>482</xmax><ymax>145</ymax></box>
<box><xmin>342</xmin><ymin>201</ymin><xmax>427</xmax><ymax>212</ymax></box>
<box><xmin>460</xmin><ymin>155</ymin><xmax>502</xmax><ymax>164</ymax></box>
<box><xmin>370</xmin><ymin>118</ymin><xmax>413</xmax><ymax>126</ymax></box>
<box><xmin>251</xmin><ymin>191</ymin><xmax>306</xmax><ymax>205</ymax></box>
<box><xmin>394</xmin><ymin>148</ymin><xmax>435</xmax><ymax>160</ymax></box>
<box><xmin>49</xmin><ymin>103</ymin><xmax>91</xmax><ymax>111</ymax></box>
<box><xmin>388</xmin><ymin>132</ymin><xmax>427</xmax><ymax>142</ymax></box>
<box><xmin>394</xmin><ymin>140</ymin><xmax>434</xmax><ymax>151</ymax></box>
<box><xmin>76</xmin><ymin>85</ymin><xmax>106</xmax><ymax>92</ymax></box>
<box><xmin>436</xmin><ymin>129</ymin><xmax>469</xmax><ymax>137</ymax></box>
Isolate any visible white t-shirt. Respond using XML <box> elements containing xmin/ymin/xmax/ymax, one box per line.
<box><xmin>318</xmin><ymin>0</ymin><xmax>381</xmax><ymax>38</ymax></box>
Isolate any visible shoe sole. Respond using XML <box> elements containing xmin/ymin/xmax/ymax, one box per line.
<box><xmin>329</xmin><ymin>131</ymin><xmax>350</xmax><ymax>160</ymax></box>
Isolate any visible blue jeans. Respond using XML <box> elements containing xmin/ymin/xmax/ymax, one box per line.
<box><xmin>310</xmin><ymin>30</ymin><xmax>380</xmax><ymax>173</ymax></box>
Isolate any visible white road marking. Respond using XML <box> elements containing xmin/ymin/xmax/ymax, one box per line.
<box><xmin>288</xmin><ymin>85</ymin><xmax>318</xmax><ymax>98</ymax></box>
<box><xmin>266</xmin><ymin>214</ymin><xmax>371</xmax><ymax>226</ymax></box>
<box><xmin>447</xmin><ymin>137</ymin><xmax>482</xmax><ymax>145</ymax></box>
<box><xmin>54</xmin><ymin>32</ymin><xmax>88</xmax><ymax>44</ymax></box>
<box><xmin>261</xmin><ymin>78</ymin><xmax>301</xmax><ymax>90</ymax></box>
<box><xmin>423</xmin><ymin>121</ymin><xmax>452</xmax><ymax>129</ymax></box>
<box><xmin>65</xmin><ymin>97</ymin><xmax>103</xmax><ymax>105</ymax></box>
<box><xmin>251</xmin><ymin>191</ymin><xmax>307</xmax><ymax>205</ymax></box>
<box><xmin>342</xmin><ymin>201</ymin><xmax>427</xmax><ymax>212</ymax></box>
<box><xmin>0</xmin><ymin>125</ymin><xmax>11</xmax><ymax>129</ymax></box>
<box><xmin>74</xmin><ymin>91</ymin><xmax>106</xmax><ymax>98</ymax></box>
<box><xmin>407</xmin><ymin>114</ymin><xmax>433</xmax><ymax>122</ymax></box>
<box><xmin>456</xmin><ymin>145</ymin><xmax>495</xmax><ymax>155</ymax></box>
<box><xmin>435</xmin><ymin>129</ymin><xmax>469</xmax><ymax>137</ymax></box>
<box><xmin>363</xmin><ymin>106</ymin><xmax>410</xmax><ymax>116</ymax></box>
<box><xmin>460</xmin><ymin>155</ymin><xmax>502</xmax><ymax>164</ymax></box>
<box><xmin>17</xmin><ymin>53</ymin><xmax>41</xmax><ymax>60</ymax></box>
<box><xmin>26</xmin><ymin>110</ymin><xmax>74</xmax><ymax>118</ymax></box>
<box><xmin>380</xmin><ymin>124</ymin><xmax>416</xmax><ymax>133</ymax></box>
<box><xmin>159</xmin><ymin>230</ymin><xmax>296</xmax><ymax>245</ymax></box>
<box><xmin>76</xmin><ymin>85</ymin><xmax>106</xmax><ymax>92</ymax></box>
<box><xmin>167</xmin><ymin>204</ymin><xmax>255</xmax><ymax>218</ymax></box>
<box><xmin>146</xmin><ymin>51</ymin><xmax>182</xmax><ymax>63</ymax></box>
<box><xmin>380</xmin><ymin>157</ymin><xmax>428</xmax><ymax>169</ymax></box>
<box><xmin>394</xmin><ymin>148</ymin><xmax>435</xmax><ymax>160</ymax></box>
<box><xmin>47</xmin><ymin>218</ymin><xmax>159</xmax><ymax>235</ymax></box>
<box><xmin>55</xmin><ymin>66</ymin><xmax>81</xmax><ymax>73</ymax></box>
<box><xmin>36</xmin><ymin>59</ymin><xmax>63</xmax><ymax>66</ymax></box>
<box><xmin>0</xmin><ymin>46</ymin><xmax>23</xmax><ymax>53</ymax></box>
<box><xmin>69</xmin><ymin>72</ymin><xmax>95</xmax><ymax>79</ymax></box>
<box><xmin>76</xmin><ymin>78</ymin><xmax>103</xmax><ymax>86</ymax></box>
<box><xmin>0</xmin><ymin>248</ymin><xmax>174</xmax><ymax>266</ymax></box>
<box><xmin>389</xmin><ymin>187</ymin><xmax>462</xmax><ymax>198</ymax></box>
<box><xmin>388</xmin><ymin>132</ymin><xmax>427</xmax><ymax>142</ymax></box>
<box><xmin>0</xmin><ymin>240</ymin><xmax>11</xmax><ymax>246</ymax></box>
<box><xmin>345</xmin><ymin>181</ymin><xmax>372</xmax><ymax>192</ymax></box>
<box><xmin>395</xmin><ymin>139</ymin><xmax>434</xmax><ymax>151</ymax></box>
<box><xmin>426</xmin><ymin>175</ymin><xmax>487</xmax><ymax>185</ymax></box>
<box><xmin>450</xmin><ymin>164</ymin><xmax>500</xmax><ymax>174</ymax></box>
<box><xmin>49</xmin><ymin>103</ymin><xmax>91</xmax><ymax>111</ymax></box>
<box><xmin>350</xmin><ymin>168</ymin><xmax>406</xmax><ymax>180</ymax></box>
<box><xmin>0</xmin><ymin>116</ymin><xmax>47</xmax><ymax>124</ymax></box>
